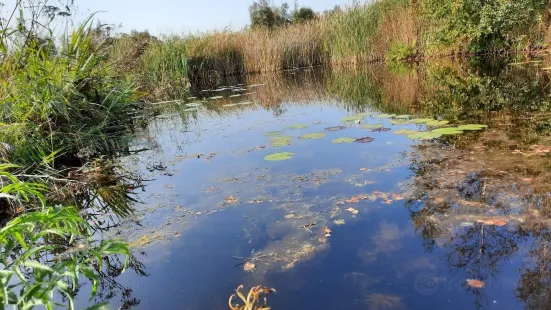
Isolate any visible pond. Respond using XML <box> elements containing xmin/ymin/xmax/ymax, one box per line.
<box><xmin>77</xmin><ymin>58</ymin><xmax>551</xmax><ymax>309</ymax></box>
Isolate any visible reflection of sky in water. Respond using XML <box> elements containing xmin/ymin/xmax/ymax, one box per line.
<box><xmin>75</xmin><ymin>66</ymin><xmax>551</xmax><ymax>309</ymax></box>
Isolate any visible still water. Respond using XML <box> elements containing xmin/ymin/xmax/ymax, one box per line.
<box><xmin>80</xmin><ymin>58</ymin><xmax>551</xmax><ymax>309</ymax></box>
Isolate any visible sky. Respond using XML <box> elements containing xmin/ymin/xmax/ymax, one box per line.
<box><xmin>78</xmin><ymin>0</ymin><xmax>352</xmax><ymax>34</ymax></box>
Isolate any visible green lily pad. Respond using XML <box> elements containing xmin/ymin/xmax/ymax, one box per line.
<box><xmin>412</xmin><ymin>118</ymin><xmax>435</xmax><ymax>124</ymax></box>
<box><xmin>431</xmin><ymin>127</ymin><xmax>464</xmax><ymax>135</ymax></box>
<box><xmin>332</xmin><ymin>137</ymin><xmax>356</xmax><ymax>144</ymax></box>
<box><xmin>264</xmin><ymin>152</ymin><xmax>294</xmax><ymax>161</ymax></box>
<box><xmin>209</xmin><ymin>96</ymin><xmax>224</xmax><ymax>100</ymax></box>
<box><xmin>407</xmin><ymin>132</ymin><xmax>443</xmax><ymax>140</ymax></box>
<box><xmin>287</xmin><ymin>124</ymin><xmax>309</xmax><ymax>129</ymax></box>
<box><xmin>340</xmin><ymin>113</ymin><xmax>369</xmax><ymax>123</ymax></box>
<box><xmin>425</xmin><ymin>120</ymin><xmax>450</xmax><ymax>127</ymax></box>
<box><xmin>266</xmin><ymin>131</ymin><xmax>283</xmax><ymax>137</ymax></box>
<box><xmin>299</xmin><ymin>133</ymin><xmax>326</xmax><ymax>140</ymax></box>
<box><xmin>394</xmin><ymin>129</ymin><xmax>419</xmax><ymax>135</ymax></box>
<box><xmin>375</xmin><ymin>114</ymin><xmax>396</xmax><ymax>118</ymax></box>
<box><xmin>223</xmin><ymin>103</ymin><xmax>238</xmax><ymax>107</ymax></box>
<box><xmin>457</xmin><ymin>124</ymin><xmax>488</xmax><ymax>131</ymax></box>
<box><xmin>362</xmin><ymin>123</ymin><xmax>384</xmax><ymax>130</ymax></box>
<box><xmin>389</xmin><ymin>119</ymin><xmax>409</xmax><ymax>125</ymax></box>
<box><xmin>395</xmin><ymin>115</ymin><xmax>412</xmax><ymax>119</ymax></box>
<box><xmin>270</xmin><ymin>136</ymin><xmax>293</xmax><ymax>147</ymax></box>
<box><xmin>334</xmin><ymin>219</ymin><xmax>346</xmax><ymax>225</ymax></box>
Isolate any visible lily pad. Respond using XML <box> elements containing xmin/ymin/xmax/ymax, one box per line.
<box><xmin>371</xmin><ymin>128</ymin><xmax>391</xmax><ymax>132</ymax></box>
<box><xmin>270</xmin><ymin>136</ymin><xmax>292</xmax><ymax>147</ymax></box>
<box><xmin>375</xmin><ymin>114</ymin><xmax>396</xmax><ymax>118</ymax></box>
<box><xmin>362</xmin><ymin>123</ymin><xmax>384</xmax><ymax>130</ymax></box>
<box><xmin>334</xmin><ymin>219</ymin><xmax>346</xmax><ymax>225</ymax></box>
<box><xmin>264</xmin><ymin>152</ymin><xmax>294</xmax><ymax>161</ymax></box>
<box><xmin>341</xmin><ymin>113</ymin><xmax>369</xmax><ymax>123</ymax></box>
<box><xmin>208</xmin><ymin>96</ymin><xmax>224</xmax><ymax>100</ymax></box>
<box><xmin>299</xmin><ymin>133</ymin><xmax>326</xmax><ymax>140</ymax></box>
<box><xmin>432</xmin><ymin>127</ymin><xmax>464</xmax><ymax>135</ymax></box>
<box><xmin>332</xmin><ymin>137</ymin><xmax>356</xmax><ymax>144</ymax></box>
<box><xmin>394</xmin><ymin>129</ymin><xmax>419</xmax><ymax>135</ymax></box>
<box><xmin>389</xmin><ymin>119</ymin><xmax>409</xmax><ymax>125</ymax></box>
<box><xmin>355</xmin><ymin>137</ymin><xmax>374</xmax><ymax>143</ymax></box>
<box><xmin>412</xmin><ymin>118</ymin><xmax>435</xmax><ymax>124</ymax></box>
<box><xmin>407</xmin><ymin>132</ymin><xmax>443</xmax><ymax>140</ymax></box>
<box><xmin>325</xmin><ymin>126</ymin><xmax>346</xmax><ymax>131</ymax></box>
<box><xmin>457</xmin><ymin>124</ymin><xmax>488</xmax><ymax>131</ymax></box>
<box><xmin>266</xmin><ymin>131</ymin><xmax>283</xmax><ymax>137</ymax></box>
<box><xmin>395</xmin><ymin>115</ymin><xmax>411</xmax><ymax>119</ymax></box>
<box><xmin>425</xmin><ymin>120</ymin><xmax>450</xmax><ymax>127</ymax></box>
<box><xmin>287</xmin><ymin>124</ymin><xmax>309</xmax><ymax>129</ymax></box>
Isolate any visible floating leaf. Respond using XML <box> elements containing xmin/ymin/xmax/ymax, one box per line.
<box><xmin>264</xmin><ymin>152</ymin><xmax>294</xmax><ymax>161</ymax></box>
<box><xmin>371</xmin><ymin>127</ymin><xmax>391</xmax><ymax>132</ymax></box>
<box><xmin>359</xmin><ymin>167</ymin><xmax>370</xmax><ymax>171</ymax></box>
<box><xmin>284</xmin><ymin>214</ymin><xmax>295</xmax><ymax>219</ymax></box>
<box><xmin>324</xmin><ymin>227</ymin><xmax>332</xmax><ymax>237</ymax></box>
<box><xmin>332</xmin><ymin>137</ymin><xmax>356</xmax><ymax>144</ymax></box>
<box><xmin>412</xmin><ymin>118</ymin><xmax>435</xmax><ymax>124</ymax></box>
<box><xmin>287</xmin><ymin>124</ymin><xmax>309</xmax><ymax>129</ymax></box>
<box><xmin>209</xmin><ymin>96</ymin><xmax>224</xmax><ymax>100</ymax></box>
<box><xmin>266</xmin><ymin>131</ymin><xmax>283</xmax><ymax>137</ymax></box>
<box><xmin>431</xmin><ymin>127</ymin><xmax>464</xmax><ymax>135</ymax></box>
<box><xmin>299</xmin><ymin>133</ymin><xmax>326</xmax><ymax>140</ymax></box>
<box><xmin>466</xmin><ymin>279</ymin><xmax>485</xmax><ymax>288</ymax></box>
<box><xmin>395</xmin><ymin>115</ymin><xmax>411</xmax><ymax>119</ymax></box>
<box><xmin>325</xmin><ymin>126</ymin><xmax>346</xmax><ymax>131</ymax></box>
<box><xmin>362</xmin><ymin>124</ymin><xmax>384</xmax><ymax>130</ymax></box>
<box><xmin>457</xmin><ymin>124</ymin><xmax>488</xmax><ymax>131</ymax></box>
<box><xmin>389</xmin><ymin>119</ymin><xmax>409</xmax><ymax>125</ymax></box>
<box><xmin>425</xmin><ymin>120</ymin><xmax>450</xmax><ymax>127</ymax></box>
<box><xmin>394</xmin><ymin>129</ymin><xmax>418</xmax><ymax>135</ymax></box>
<box><xmin>225</xmin><ymin>196</ymin><xmax>238</xmax><ymax>203</ymax></box>
<box><xmin>375</xmin><ymin>114</ymin><xmax>396</xmax><ymax>118</ymax></box>
<box><xmin>355</xmin><ymin>137</ymin><xmax>374</xmax><ymax>143</ymax></box>
<box><xmin>243</xmin><ymin>262</ymin><xmax>256</xmax><ymax>271</ymax></box>
<box><xmin>270</xmin><ymin>136</ymin><xmax>292</xmax><ymax>147</ymax></box>
<box><xmin>407</xmin><ymin>132</ymin><xmax>443</xmax><ymax>140</ymax></box>
<box><xmin>334</xmin><ymin>219</ymin><xmax>346</xmax><ymax>225</ymax></box>
<box><xmin>346</xmin><ymin>207</ymin><xmax>359</xmax><ymax>214</ymax></box>
<box><xmin>341</xmin><ymin>113</ymin><xmax>368</xmax><ymax>123</ymax></box>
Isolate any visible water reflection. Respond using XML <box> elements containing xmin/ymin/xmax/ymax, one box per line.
<box><xmin>88</xmin><ymin>56</ymin><xmax>551</xmax><ymax>309</ymax></box>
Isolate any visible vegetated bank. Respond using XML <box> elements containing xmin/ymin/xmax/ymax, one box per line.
<box><xmin>111</xmin><ymin>0</ymin><xmax>551</xmax><ymax>94</ymax></box>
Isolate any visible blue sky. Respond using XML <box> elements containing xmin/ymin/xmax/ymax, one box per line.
<box><xmin>80</xmin><ymin>0</ymin><xmax>352</xmax><ymax>34</ymax></box>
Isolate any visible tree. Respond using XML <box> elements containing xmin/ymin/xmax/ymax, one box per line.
<box><xmin>292</xmin><ymin>7</ymin><xmax>315</xmax><ymax>23</ymax></box>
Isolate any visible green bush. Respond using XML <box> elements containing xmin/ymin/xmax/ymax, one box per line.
<box><xmin>385</xmin><ymin>42</ymin><xmax>417</xmax><ymax>62</ymax></box>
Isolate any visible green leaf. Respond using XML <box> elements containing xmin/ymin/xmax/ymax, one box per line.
<box><xmin>394</xmin><ymin>129</ymin><xmax>419</xmax><ymax>135</ymax></box>
<box><xmin>375</xmin><ymin>113</ymin><xmax>396</xmax><ymax>118</ymax></box>
<box><xmin>340</xmin><ymin>113</ymin><xmax>369</xmax><ymax>123</ymax></box>
<box><xmin>362</xmin><ymin>124</ymin><xmax>384</xmax><ymax>130</ymax></box>
<box><xmin>332</xmin><ymin>137</ymin><xmax>356</xmax><ymax>144</ymax></box>
<box><xmin>457</xmin><ymin>124</ymin><xmax>488</xmax><ymax>131</ymax></box>
<box><xmin>23</xmin><ymin>261</ymin><xmax>55</xmax><ymax>273</ymax></box>
<box><xmin>407</xmin><ymin>132</ymin><xmax>443</xmax><ymax>140</ymax></box>
<box><xmin>86</xmin><ymin>303</ymin><xmax>109</xmax><ymax>310</ymax></box>
<box><xmin>389</xmin><ymin>119</ymin><xmax>409</xmax><ymax>125</ymax></box>
<box><xmin>264</xmin><ymin>152</ymin><xmax>294</xmax><ymax>161</ymax></box>
<box><xmin>395</xmin><ymin>115</ymin><xmax>411</xmax><ymax>119</ymax></box>
<box><xmin>411</xmin><ymin>118</ymin><xmax>435</xmax><ymax>124</ymax></box>
<box><xmin>425</xmin><ymin>120</ymin><xmax>450</xmax><ymax>127</ymax></box>
<box><xmin>287</xmin><ymin>124</ymin><xmax>309</xmax><ymax>129</ymax></box>
<box><xmin>270</xmin><ymin>136</ymin><xmax>292</xmax><ymax>147</ymax></box>
<box><xmin>265</xmin><ymin>131</ymin><xmax>283</xmax><ymax>137</ymax></box>
<box><xmin>299</xmin><ymin>133</ymin><xmax>326</xmax><ymax>140</ymax></box>
<box><xmin>431</xmin><ymin>127</ymin><xmax>464</xmax><ymax>135</ymax></box>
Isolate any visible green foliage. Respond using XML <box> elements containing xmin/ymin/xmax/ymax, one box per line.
<box><xmin>420</xmin><ymin>0</ymin><xmax>548</xmax><ymax>52</ymax></box>
<box><xmin>292</xmin><ymin>7</ymin><xmax>316</xmax><ymax>23</ymax></box>
<box><xmin>385</xmin><ymin>42</ymin><xmax>416</xmax><ymax>62</ymax></box>
<box><xmin>249</xmin><ymin>0</ymin><xmax>290</xmax><ymax>28</ymax></box>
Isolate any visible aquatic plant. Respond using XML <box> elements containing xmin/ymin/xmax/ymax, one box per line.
<box><xmin>299</xmin><ymin>133</ymin><xmax>326</xmax><ymax>140</ymax></box>
<box><xmin>228</xmin><ymin>285</ymin><xmax>276</xmax><ymax>310</ymax></box>
<box><xmin>269</xmin><ymin>136</ymin><xmax>293</xmax><ymax>147</ymax></box>
<box><xmin>332</xmin><ymin>137</ymin><xmax>356</xmax><ymax>144</ymax></box>
<box><xmin>264</xmin><ymin>152</ymin><xmax>294</xmax><ymax>161</ymax></box>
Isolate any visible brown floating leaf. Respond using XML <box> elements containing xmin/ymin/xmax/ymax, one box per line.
<box><xmin>383</xmin><ymin>199</ymin><xmax>393</xmax><ymax>205</ymax></box>
<box><xmin>318</xmin><ymin>237</ymin><xmax>327</xmax><ymax>243</ymax></box>
<box><xmin>476</xmin><ymin>218</ymin><xmax>507</xmax><ymax>226</ymax></box>
<box><xmin>371</xmin><ymin>127</ymin><xmax>391</xmax><ymax>132</ymax></box>
<box><xmin>391</xmin><ymin>193</ymin><xmax>404</xmax><ymax>201</ymax></box>
<box><xmin>359</xmin><ymin>167</ymin><xmax>370</xmax><ymax>171</ymax></box>
<box><xmin>325</xmin><ymin>126</ymin><xmax>346</xmax><ymax>131</ymax></box>
<box><xmin>355</xmin><ymin>137</ymin><xmax>375</xmax><ymax>143</ymax></box>
<box><xmin>346</xmin><ymin>207</ymin><xmax>359</xmax><ymax>214</ymax></box>
<box><xmin>324</xmin><ymin>227</ymin><xmax>332</xmax><ymax>237</ymax></box>
<box><xmin>284</xmin><ymin>214</ymin><xmax>295</xmax><ymax>219</ymax></box>
<box><xmin>225</xmin><ymin>195</ymin><xmax>238</xmax><ymax>203</ymax></box>
<box><xmin>243</xmin><ymin>262</ymin><xmax>256</xmax><ymax>271</ymax></box>
<box><xmin>466</xmin><ymin>279</ymin><xmax>485</xmax><ymax>288</ymax></box>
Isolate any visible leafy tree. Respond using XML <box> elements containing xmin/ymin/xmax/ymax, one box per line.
<box><xmin>249</xmin><ymin>0</ymin><xmax>291</xmax><ymax>28</ymax></box>
<box><xmin>292</xmin><ymin>7</ymin><xmax>316</xmax><ymax>23</ymax></box>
